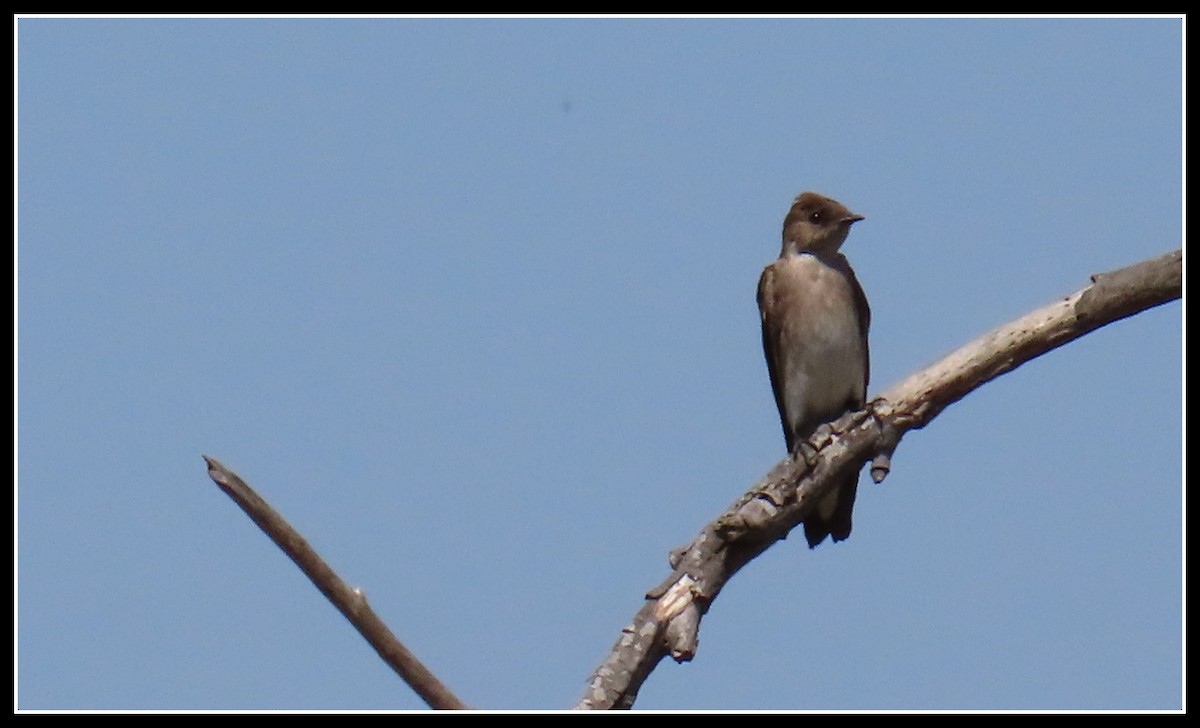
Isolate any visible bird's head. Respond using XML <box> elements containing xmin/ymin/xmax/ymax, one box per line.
<box><xmin>781</xmin><ymin>191</ymin><xmax>864</xmax><ymax>257</ymax></box>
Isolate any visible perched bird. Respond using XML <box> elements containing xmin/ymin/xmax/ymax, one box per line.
<box><xmin>756</xmin><ymin>191</ymin><xmax>870</xmax><ymax>548</ymax></box>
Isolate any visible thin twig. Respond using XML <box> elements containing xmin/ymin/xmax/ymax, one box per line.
<box><xmin>202</xmin><ymin>456</ymin><xmax>471</xmax><ymax>711</ymax></box>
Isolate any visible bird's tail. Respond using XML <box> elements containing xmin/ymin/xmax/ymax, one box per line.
<box><xmin>803</xmin><ymin>473</ymin><xmax>859</xmax><ymax>548</ymax></box>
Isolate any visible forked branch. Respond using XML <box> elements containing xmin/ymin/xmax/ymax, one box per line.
<box><xmin>201</xmin><ymin>249</ymin><xmax>1179</xmax><ymax>711</ymax></box>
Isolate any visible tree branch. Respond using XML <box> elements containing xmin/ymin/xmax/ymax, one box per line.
<box><xmin>202</xmin><ymin>456</ymin><xmax>470</xmax><ymax>711</ymax></box>
<box><xmin>575</xmin><ymin>248</ymin><xmax>1181</xmax><ymax>710</ymax></box>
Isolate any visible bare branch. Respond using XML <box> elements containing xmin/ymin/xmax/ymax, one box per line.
<box><xmin>576</xmin><ymin>248</ymin><xmax>1181</xmax><ymax>710</ymax></box>
<box><xmin>878</xmin><ymin>248</ymin><xmax>1183</xmax><ymax>430</ymax></box>
<box><xmin>202</xmin><ymin>456</ymin><xmax>471</xmax><ymax>711</ymax></box>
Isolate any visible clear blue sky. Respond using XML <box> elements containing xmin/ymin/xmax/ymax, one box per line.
<box><xmin>16</xmin><ymin>17</ymin><xmax>1182</xmax><ymax>711</ymax></box>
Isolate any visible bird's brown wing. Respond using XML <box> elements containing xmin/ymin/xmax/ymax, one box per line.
<box><xmin>835</xmin><ymin>252</ymin><xmax>872</xmax><ymax>398</ymax></box>
<box><xmin>756</xmin><ymin>262</ymin><xmax>796</xmax><ymax>452</ymax></box>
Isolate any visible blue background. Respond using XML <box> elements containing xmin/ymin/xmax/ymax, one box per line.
<box><xmin>17</xmin><ymin>17</ymin><xmax>1183</xmax><ymax>711</ymax></box>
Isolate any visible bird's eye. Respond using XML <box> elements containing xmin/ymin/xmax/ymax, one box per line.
<box><xmin>809</xmin><ymin>211</ymin><xmax>822</xmax><ymax>223</ymax></box>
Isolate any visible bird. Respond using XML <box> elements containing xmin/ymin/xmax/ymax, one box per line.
<box><xmin>756</xmin><ymin>191</ymin><xmax>870</xmax><ymax>548</ymax></box>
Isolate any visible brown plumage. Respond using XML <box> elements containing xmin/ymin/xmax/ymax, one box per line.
<box><xmin>757</xmin><ymin>192</ymin><xmax>870</xmax><ymax>548</ymax></box>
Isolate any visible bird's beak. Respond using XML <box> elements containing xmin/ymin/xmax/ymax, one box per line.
<box><xmin>844</xmin><ymin>214</ymin><xmax>865</xmax><ymax>225</ymax></box>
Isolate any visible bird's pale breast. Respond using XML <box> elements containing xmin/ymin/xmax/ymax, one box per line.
<box><xmin>766</xmin><ymin>253</ymin><xmax>867</xmax><ymax>437</ymax></box>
